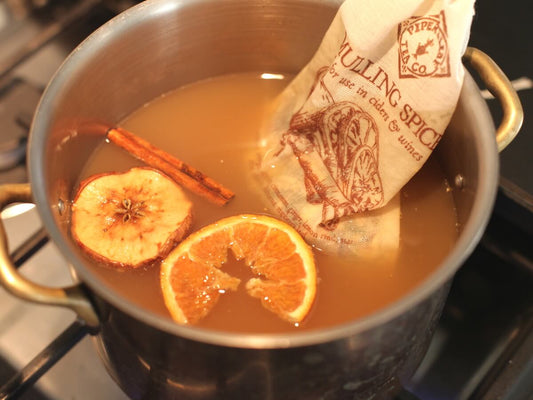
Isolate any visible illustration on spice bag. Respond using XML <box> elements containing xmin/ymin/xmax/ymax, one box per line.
<box><xmin>258</xmin><ymin>0</ymin><xmax>475</xmax><ymax>256</ymax></box>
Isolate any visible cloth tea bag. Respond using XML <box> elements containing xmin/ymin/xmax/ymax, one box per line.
<box><xmin>257</xmin><ymin>0</ymin><xmax>475</xmax><ymax>256</ymax></box>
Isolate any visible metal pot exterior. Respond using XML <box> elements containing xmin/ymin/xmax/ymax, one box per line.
<box><xmin>93</xmin><ymin>283</ymin><xmax>450</xmax><ymax>400</ymax></box>
<box><xmin>24</xmin><ymin>0</ymin><xmax>501</xmax><ymax>398</ymax></box>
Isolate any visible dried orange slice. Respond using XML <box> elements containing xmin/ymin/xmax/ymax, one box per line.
<box><xmin>160</xmin><ymin>214</ymin><xmax>316</xmax><ymax>325</ymax></box>
<box><xmin>71</xmin><ymin>167</ymin><xmax>192</xmax><ymax>269</ymax></box>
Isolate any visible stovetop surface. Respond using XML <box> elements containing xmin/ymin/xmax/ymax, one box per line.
<box><xmin>0</xmin><ymin>1</ymin><xmax>531</xmax><ymax>399</ymax></box>
<box><xmin>0</xmin><ymin>3</ymin><xmax>133</xmax><ymax>399</ymax></box>
<box><xmin>468</xmin><ymin>0</ymin><xmax>532</xmax><ymax>206</ymax></box>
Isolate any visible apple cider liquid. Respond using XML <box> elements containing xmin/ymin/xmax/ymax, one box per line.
<box><xmin>78</xmin><ymin>73</ymin><xmax>457</xmax><ymax>334</ymax></box>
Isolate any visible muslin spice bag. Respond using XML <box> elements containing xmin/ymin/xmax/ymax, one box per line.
<box><xmin>256</xmin><ymin>0</ymin><xmax>475</xmax><ymax>257</ymax></box>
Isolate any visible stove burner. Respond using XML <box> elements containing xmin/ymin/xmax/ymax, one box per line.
<box><xmin>0</xmin><ymin>78</ymin><xmax>41</xmax><ymax>174</ymax></box>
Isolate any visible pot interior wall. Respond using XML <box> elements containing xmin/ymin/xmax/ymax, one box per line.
<box><xmin>37</xmin><ymin>0</ymin><xmax>341</xmax><ymax>200</ymax></box>
<box><xmin>30</xmin><ymin>0</ymin><xmax>497</xmax><ymax>337</ymax></box>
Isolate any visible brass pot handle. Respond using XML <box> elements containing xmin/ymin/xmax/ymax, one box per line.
<box><xmin>463</xmin><ymin>47</ymin><xmax>524</xmax><ymax>152</ymax></box>
<box><xmin>0</xmin><ymin>183</ymin><xmax>99</xmax><ymax>328</ymax></box>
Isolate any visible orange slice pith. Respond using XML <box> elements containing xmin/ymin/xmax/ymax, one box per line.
<box><xmin>71</xmin><ymin>167</ymin><xmax>192</xmax><ymax>269</ymax></box>
<box><xmin>160</xmin><ymin>214</ymin><xmax>317</xmax><ymax>325</ymax></box>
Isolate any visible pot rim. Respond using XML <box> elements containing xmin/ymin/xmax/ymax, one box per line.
<box><xmin>28</xmin><ymin>0</ymin><xmax>499</xmax><ymax>349</ymax></box>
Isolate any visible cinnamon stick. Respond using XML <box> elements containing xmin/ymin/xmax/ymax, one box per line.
<box><xmin>106</xmin><ymin>127</ymin><xmax>234</xmax><ymax>206</ymax></box>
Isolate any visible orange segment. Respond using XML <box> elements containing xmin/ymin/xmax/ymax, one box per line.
<box><xmin>163</xmin><ymin>256</ymin><xmax>240</xmax><ymax>324</ymax></box>
<box><xmin>246</xmin><ymin>280</ymin><xmax>307</xmax><ymax>323</ymax></box>
<box><xmin>160</xmin><ymin>214</ymin><xmax>316</xmax><ymax>325</ymax></box>
<box><xmin>188</xmin><ymin>228</ymin><xmax>232</xmax><ymax>265</ymax></box>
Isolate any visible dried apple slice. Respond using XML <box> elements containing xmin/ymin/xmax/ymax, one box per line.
<box><xmin>71</xmin><ymin>167</ymin><xmax>192</xmax><ymax>269</ymax></box>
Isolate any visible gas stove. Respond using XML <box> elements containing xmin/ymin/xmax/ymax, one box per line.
<box><xmin>0</xmin><ymin>1</ymin><xmax>531</xmax><ymax>399</ymax></box>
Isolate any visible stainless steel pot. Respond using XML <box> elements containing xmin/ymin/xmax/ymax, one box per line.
<box><xmin>0</xmin><ymin>0</ymin><xmax>523</xmax><ymax>399</ymax></box>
